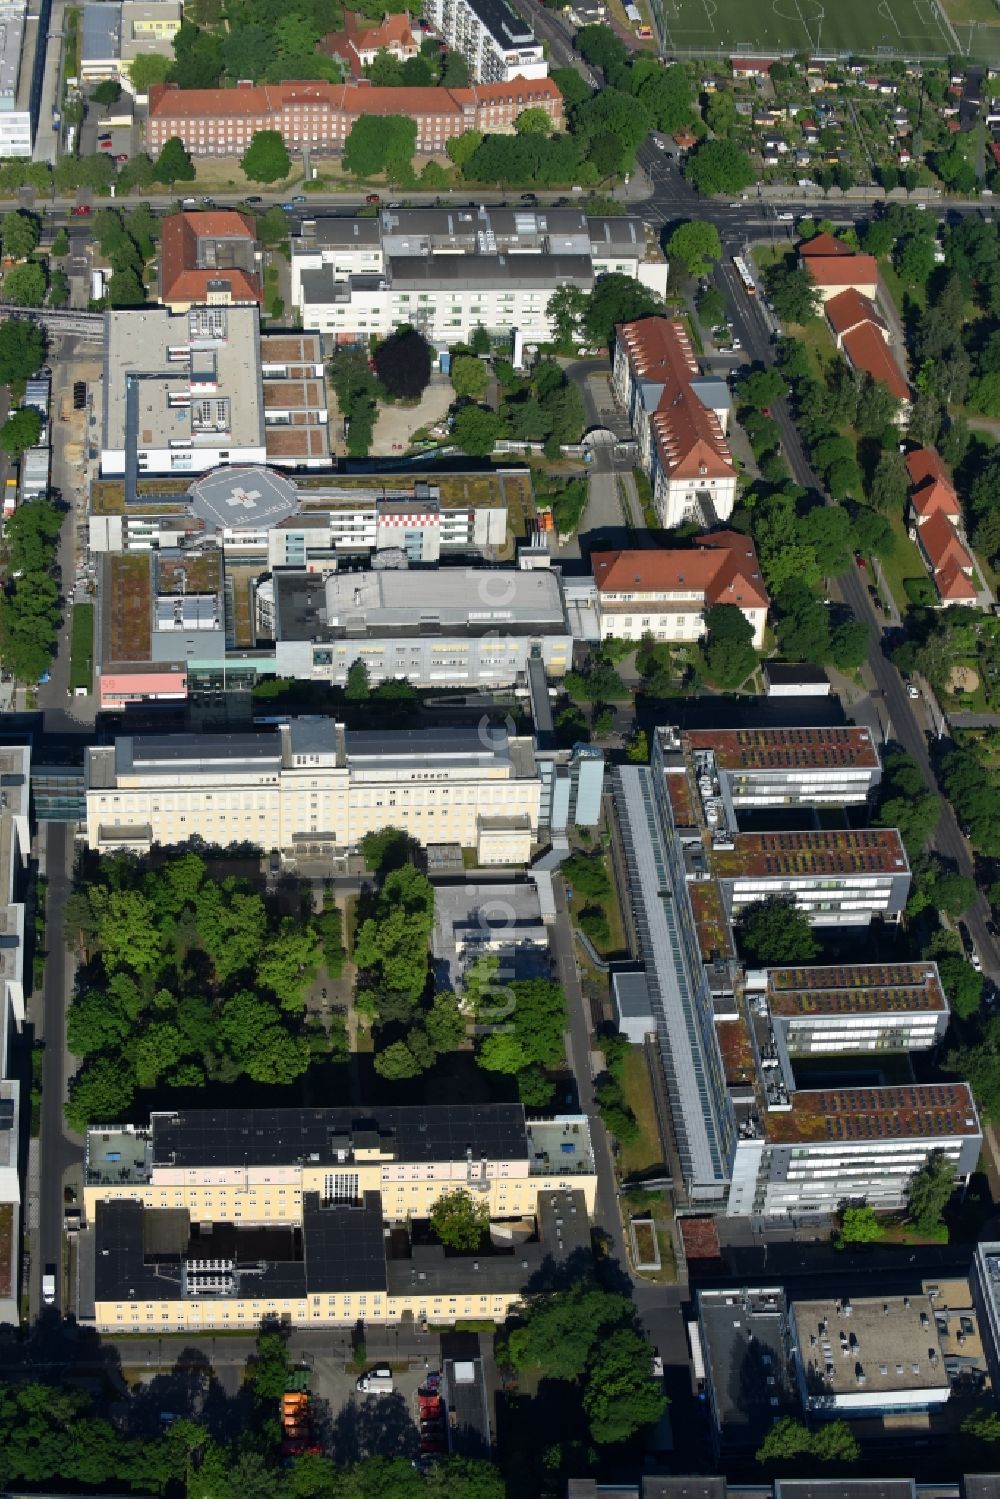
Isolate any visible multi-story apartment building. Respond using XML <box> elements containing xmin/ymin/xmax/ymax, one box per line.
<box><xmin>146</xmin><ymin>76</ymin><xmax>560</xmax><ymax>158</ymax></box>
<box><xmin>81</xmin><ymin>1104</ymin><xmax>596</xmax><ymax>1332</ymax></box>
<box><xmin>290</xmin><ymin>206</ymin><xmax>667</xmax><ymax>344</ymax></box>
<box><xmin>613</xmin><ymin>318</ymin><xmax>737</xmax><ymax>529</ymax></box>
<box><xmin>100</xmin><ymin>308</ymin><xmax>329</xmax><ymax>479</ymax></box>
<box><xmin>269</xmin><ymin>565</ymin><xmax>572</xmax><ymax>689</ymax></box>
<box><xmin>746</xmin><ymin>961</ymin><xmax>949</xmax><ymax>1056</ymax></box>
<box><xmin>591</xmin><ymin>533</ymin><xmax>768</xmax><ymax>650</ymax></box>
<box><xmin>610</xmin><ymin>727</ymin><xmax>973</xmax><ymax>1218</ymax></box>
<box><xmin>84</xmin><ymin>718</ymin><xmax>542</xmax><ymax>865</ymax></box>
<box><xmin>421</xmin><ymin>0</ymin><xmax>545</xmax><ymax>82</ymax></box>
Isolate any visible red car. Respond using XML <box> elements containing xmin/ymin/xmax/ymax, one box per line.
<box><xmin>115</xmin><ymin>153</ymin><xmax>128</xmax><ymax>163</ymax></box>
<box><xmin>365</xmin><ymin>192</ymin><xmax>380</xmax><ymax>204</ymax></box>
<box><xmin>854</xmin><ymin>551</ymin><xmax>867</xmax><ymax>570</ymax></box>
<box><xmin>98</xmin><ymin>139</ymin><xmax>112</xmax><ymax>149</ymax></box>
<box><xmin>71</xmin><ymin>204</ymin><xmax>91</xmax><ymax>216</ymax></box>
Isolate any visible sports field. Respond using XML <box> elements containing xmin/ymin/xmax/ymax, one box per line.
<box><xmin>653</xmin><ymin>0</ymin><xmax>963</xmax><ymax>59</ymax></box>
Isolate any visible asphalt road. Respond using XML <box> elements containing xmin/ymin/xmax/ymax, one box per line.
<box><xmin>712</xmin><ymin>255</ymin><xmax>999</xmax><ymax>980</ymax></box>
<box><xmin>35</xmin><ymin>820</ymin><xmax>81</xmax><ymax>1318</ymax></box>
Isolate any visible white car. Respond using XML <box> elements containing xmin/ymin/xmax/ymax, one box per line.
<box><xmin>972</xmin><ymin>950</ymin><xmax>983</xmax><ymax>973</ymax></box>
<box><xmin>906</xmin><ymin>684</ymin><xmax>920</xmax><ymax>699</ymax></box>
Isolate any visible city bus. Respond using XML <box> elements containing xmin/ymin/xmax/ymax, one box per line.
<box><xmin>732</xmin><ymin>254</ymin><xmax>756</xmax><ymax>295</ymax></box>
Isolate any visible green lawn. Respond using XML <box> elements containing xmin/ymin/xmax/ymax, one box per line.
<box><xmin>616</xmin><ymin>1045</ymin><xmax>664</xmax><ymax>1179</ymax></box>
<box><xmin>653</xmin><ymin>0</ymin><xmax>952</xmax><ymax>58</ymax></box>
<box><xmin>872</xmin><ymin>510</ymin><xmax>930</xmax><ymax>617</ymax></box>
<box><xmin>68</xmin><ymin>603</ymin><xmax>93</xmax><ymax>693</ymax></box>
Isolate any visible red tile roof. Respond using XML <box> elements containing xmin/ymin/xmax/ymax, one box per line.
<box><xmin>842</xmin><ymin>321</ymin><xmax>910</xmax><ymax>402</ymax></box>
<box><xmin>159</xmin><ymin>210</ymin><xmax>262</xmax><ymax>307</ymax></box>
<box><xmin>616</xmin><ymin>317</ymin><xmax>735</xmax><ymax>486</ymax></box>
<box><xmin>592</xmin><ymin>532</ymin><xmax>768</xmax><ymax>611</ymax></box>
<box><xmin>799</xmin><ymin>231</ymin><xmax>855</xmax><ymax>258</ymax></box>
<box><xmin>149</xmin><ymin>77</ymin><xmax>562</xmax><ymax>123</ymax></box>
<box><xmin>936</xmin><ymin>557</ymin><xmax>977</xmax><ymax>601</ymax></box>
<box><xmin>805</xmin><ymin>253</ymin><xmax>880</xmax><ymax>287</ymax></box>
<box><xmin>825</xmin><ymin>287</ymin><xmax>885</xmax><ymax>338</ymax></box>
<box><xmin>906</xmin><ymin>446</ymin><xmax>961</xmax><ymax>520</ymax></box>
<box><xmin>919</xmin><ymin>509</ymin><xmax>972</xmax><ymax>573</ymax></box>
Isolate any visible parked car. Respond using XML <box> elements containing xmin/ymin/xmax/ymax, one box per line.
<box><xmin>71</xmin><ymin>204</ymin><xmax>90</xmax><ymax>216</ymax></box>
<box><xmin>907</xmin><ymin>683</ymin><xmax>920</xmax><ymax>699</ymax></box>
<box><xmin>115</xmin><ymin>153</ymin><xmax>128</xmax><ymax>163</ymax></box>
<box><xmin>855</xmin><ymin>551</ymin><xmax>867</xmax><ymax>570</ymax></box>
<box><xmin>292</xmin><ymin>194</ymin><xmax>306</xmax><ymax>203</ymax></box>
<box><xmin>365</xmin><ymin>193</ymin><xmax>380</xmax><ymax>205</ymax></box>
<box><xmin>98</xmin><ymin>139</ymin><xmax>112</xmax><ymax>149</ymax></box>
<box><xmin>42</xmin><ymin>1267</ymin><xmax>56</xmax><ymax>1304</ymax></box>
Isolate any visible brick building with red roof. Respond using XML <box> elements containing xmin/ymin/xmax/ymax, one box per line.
<box><xmin>146</xmin><ymin>76</ymin><xmax>562</xmax><ymax>157</ymax></box>
<box><xmin>321</xmin><ymin>10</ymin><xmax>420</xmax><ymax>74</ymax></box>
<box><xmin>904</xmin><ymin>446</ymin><xmax>983</xmax><ymax>607</ymax></box>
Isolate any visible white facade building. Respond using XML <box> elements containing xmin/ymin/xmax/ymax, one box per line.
<box><xmin>291</xmin><ymin>207</ymin><xmax>668</xmax><ymax>344</ymax></box>
<box><xmin>0</xmin><ymin>0</ymin><xmax>34</xmax><ymax>157</ymax></box>
<box><xmin>421</xmin><ymin>0</ymin><xmax>546</xmax><ymax>83</ymax></box>
<box><xmin>85</xmin><ymin>719</ymin><xmax>541</xmax><ymax>865</ymax></box>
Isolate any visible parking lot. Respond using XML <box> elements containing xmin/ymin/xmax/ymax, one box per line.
<box><xmin>78</xmin><ymin>91</ymin><xmax>138</xmax><ymax>174</ymax></box>
<box><xmin>306</xmin><ymin>1354</ymin><xmax>439</xmax><ymax>1462</ymax></box>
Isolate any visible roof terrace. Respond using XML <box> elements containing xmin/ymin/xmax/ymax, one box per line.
<box><xmin>764</xmin><ymin>1083</ymin><xmax>980</xmax><ymax>1143</ymax></box>
<box><xmin>710</xmin><ymin>829</ymin><xmax>908</xmax><ymax>879</ymax></box>
<box><xmin>85</xmin><ymin>1125</ymin><xmax>153</xmax><ymax>1186</ymax></box>
<box><xmin>767</xmin><ymin>962</ymin><xmax>946</xmax><ymax>1017</ymax></box>
<box><xmin>686</xmin><ymin>726</ymin><xmax>880</xmax><ymax>772</ymax></box>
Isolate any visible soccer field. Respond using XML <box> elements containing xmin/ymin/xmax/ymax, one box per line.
<box><xmin>653</xmin><ymin>0</ymin><xmax>959</xmax><ymax>59</ymax></box>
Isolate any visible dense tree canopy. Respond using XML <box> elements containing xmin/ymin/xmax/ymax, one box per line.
<box><xmin>685</xmin><ymin>138</ymin><xmax>754</xmax><ymax>196</ymax></box>
<box><xmin>429</xmin><ymin>1189</ymin><xmax>490</xmax><ymax>1250</ymax></box>
<box><xmin>241</xmin><ymin>130</ymin><xmax>291</xmax><ymax>183</ymax></box>
<box><xmin>736</xmin><ymin>896</ymin><xmax>818</xmax><ymax>965</ymax></box>
<box><xmin>63</xmin><ymin>852</ymin><xmax>345</xmax><ymax>1129</ymax></box>
<box><xmin>373</xmin><ymin>328</ymin><xmax>432</xmax><ymax>401</ymax></box>
<box><xmin>0</xmin><ymin>499</ymin><xmax>63</xmax><ymax>683</ymax></box>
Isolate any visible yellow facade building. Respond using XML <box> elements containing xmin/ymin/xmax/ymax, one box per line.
<box><xmin>81</xmin><ymin>1105</ymin><xmax>597</xmax><ymax>1334</ymax></box>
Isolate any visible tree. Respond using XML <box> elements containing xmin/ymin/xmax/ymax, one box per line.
<box><xmin>757</xmin><ymin>1417</ymin><xmax>859</xmax><ymax>1466</ymax></box>
<box><xmin>685</xmin><ymin>138</ymin><xmax>754</xmax><ymax>196</ymax></box>
<box><xmin>257</xmin><ymin>920</ymin><xmax>322</xmax><ymax>1010</ymax></box>
<box><xmin>906</xmin><ymin>1150</ymin><xmax>955</xmax><ymax>1234</ymax></box>
<box><xmin>574</xmin><ymin>24</ymin><xmax>628</xmax><ymax>72</ymax></box>
<box><xmin>425</xmin><ymin>991</ymin><xmax>466</xmax><ymax>1052</ymax></box>
<box><xmin>50</xmin><ymin>227</ymin><xmax>69</xmax><ymax>259</ymax></box>
<box><xmin>501</xmin><ymin>1281</ymin><xmax>637</xmax><ymax>1380</ymax></box>
<box><xmin>91</xmin><ymin>78</ymin><xmax>122</xmax><ymax>105</ymax></box>
<box><xmin>937</xmin><ymin>954</ymin><xmax>983</xmax><ymax>1020</ymax></box>
<box><xmin>373</xmin><ymin>1039</ymin><xmax>423</xmax><ymax>1079</ymax></box>
<box><xmin>359</xmin><ymin>827</ymin><xmax>410</xmax><ymax>874</ymax></box>
<box><xmin>738</xmin><ymin>366</ymin><xmax>787</xmax><ymax>409</ymax></box>
<box><xmin>551</xmin><ymin>66</ymin><xmax>591</xmax><ymax>107</ymax></box>
<box><xmin>128</xmin><ymin>52</ymin><xmax>172</xmax><ymax>92</ymax></box>
<box><xmin>963</xmin><ymin>1407</ymin><xmax>1000</xmax><ymax>1444</ymax></box>
<box><xmin>0</xmin><ymin>407</ymin><xmax>41</xmax><ymax>457</ymax></box>
<box><xmin>154</xmin><ymin>136</ymin><xmax>195</xmax><ymax>186</ymax></box>
<box><xmin>345</xmin><ymin>659</ymin><xmax>371</xmax><ymax>701</ymax></box>
<box><xmin>450</xmin><ymin>354</ymin><xmax>488</xmax><ymax>400</ymax></box>
<box><xmin>4</xmin><ymin>261</ymin><xmax>46</xmax><ymax>307</ymax></box>
<box><xmin>429</xmin><ymin>1189</ymin><xmax>490</xmax><ymax>1250</ymax></box>
<box><xmin>453</xmin><ymin>403</ymin><xmax>501</xmax><ymax>456</ymax></box>
<box><xmin>249</xmin><ymin>1330</ymin><xmax>291</xmax><ymax>1401</ymax></box>
<box><xmin>2</xmin><ymin>210</ymin><xmax>38</xmax><ymax>261</ymax></box>
<box><xmin>584</xmin><ymin>273</ymin><xmax>661</xmax><ymax>346</ymax></box>
<box><xmin>933</xmin><ymin>871</ymin><xmax>977</xmax><ymax>917</ymax></box>
<box><xmin>582</xmin><ymin>1328</ymin><xmax>667</xmax><ymax>1445</ymax></box>
<box><xmin>836</xmin><ymin>1204</ymin><xmax>885</xmax><ymax>1244</ymax></box>
<box><xmin>547</xmin><ymin>284</ymin><xmax>587</xmax><ymax>344</ymax></box>
<box><xmin>868</xmin><ymin>448</ymin><xmax>908</xmax><ymax>516</ymax></box>
<box><xmin>736</xmin><ymin>896</ymin><xmax>818</xmax><ymax>965</ymax></box>
<box><xmin>702</xmin><ymin>602</ymin><xmax>756</xmax><ymax>689</ymax></box>
<box><xmin>446</xmin><ymin>130</ymin><xmax>483</xmax><ymax>170</ymax></box>
<box><xmin>241</xmin><ymin>130</ymin><xmax>291</xmax><ymax>184</ymax></box>
<box><xmin>697</xmin><ymin>285</ymin><xmax>726</xmax><ymax>328</ymax></box>
<box><xmin>516</xmin><ymin>106</ymin><xmax>551</xmax><ymax>135</ymax></box>
<box><xmin>169</xmin><ymin>22</ymin><xmax>224</xmax><ymax>88</ymax></box>
<box><xmin>667</xmin><ymin>220</ymin><xmax>722</xmax><ymax>278</ymax></box>
<box><xmin>65</xmin><ymin>1055</ymin><xmax>136</xmax><ymax>1132</ymax></box>
<box><xmin>441</xmin><ymin>50</ymin><xmax>469</xmax><ymax>86</ymax></box>
<box><xmin>765</xmin><ymin>260</ymin><xmax>820</xmax><ymax>323</ymax></box>
<box><xmin>706</xmin><ymin>87</ymin><xmax>737</xmax><ymax>137</ymax></box>
<box><xmin>344</xmin><ymin>114</ymin><xmax>416</xmax><ymax>178</ymax></box>
<box><xmin>477</xmin><ymin>1032</ymin><xmax>529</xmax><ymax>1074</ymax></box>
<box><xmin>374</xmin><ymin>328</ymin><xmax>432</xmax><ymax>401</ymax></box>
